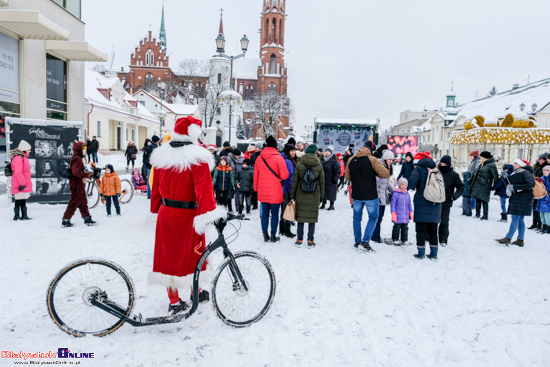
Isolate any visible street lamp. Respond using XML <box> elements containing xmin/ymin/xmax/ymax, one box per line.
<box><xmin>520</xmin><ymin>102</ymin><xmax>525</xmax><ymax>112</ymax></box>
<box><xmin>158</xmin><ymin>81</ymin><xmax>166</xmax><ymax>138</ymax></box>
<box><xmin>531</xmin><ymin>103</ymin><xmax>538</xmax><ymax>114</ymax></box>
<box><xmin>215</xmin><ymin>34</ymin><xmax>249</xmax><ymax>144</ymax></box>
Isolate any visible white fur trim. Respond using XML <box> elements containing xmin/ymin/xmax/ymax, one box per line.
<box><xmin>172</xmin><ymin>124</ymin><xmax>201</xmax><ymax>142</ymax></box>
<box><xmin>193</xmin><ymin>206</ymin><xmax>227</xmax><ymax>235</ymax></box>
<box><xmin>147</xmin><ymin>265</ymin><xmax>213</xmax><ymax>292</ymax></box>
<box><xmin>150</xmin><ymin>142</ymin><xmax>215</xmax><ymax>172</ymax></box>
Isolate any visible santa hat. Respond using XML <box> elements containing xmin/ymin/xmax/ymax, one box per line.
<box><xmin>336</xmin><ymin>152</ymin><xmax>342</xmax><ymax>158</ymax></box>
<box><xmin>172</xmin><ymin>116</ymin><xmax>203</xmax><ymax>142</ymax></box>
<box><xmin>207</xmin><ymin>144</ymin><xmax>217</xmax><ymax>151</ymax></box>
<box><xmin>247</xmin><ymin>145</ymin><xmax>256</xmax><ymax>152</ymax></box>
<box><xmin>514</xmin><ymin>159</ymin><xmax>530</xmax><ymax>167</ymax></box>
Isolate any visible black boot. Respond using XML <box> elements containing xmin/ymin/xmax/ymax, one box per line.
<box><xmin>62</xmin><ymin>218</ymin><xmax>73</xmax><ymax>227</ymax></box>
<box><xmin>270</xmin><ymin>232</ymin><xmax>280</xmax><ymax>242</ymax></box>
<box><xmin>84</xmin><ymin>216</ymin><xmax>97</xmax><ymax>226</ymax></box>
<box><xmin>20</xmin><ymin>207</ymin><xmax>32</xmax><ymax>220</ymax></box>
<box><xmin>283</xmin><ymin>221</ymin><xmax>296</xmax><ymax>238</ymax></box>
<box><xmin>13</xmin><ymin>207</ymin><xmax>20</xmax><ymax>221</ymax></box>
<box><xmin>319</xmin><ymin>200</ymin><xmax>326</xmax><ymax>210</ymax></box>
<box><xmin>480</xmin><ymin>213</ymin><xmax>488</xmax><ymax>220</ymax></box>
<box><xmin>546</xmin><ymin>226</ymin><xmax>550</xmax><ymax>234</ymax></box>
<box><xmin>263</xmin><ymin>232</ymin><xmax>270</xmax><ymax>242</ymax></box>
<box><xmin>498</xmin><ymin>213</ymin><xmax>507</xmax><ymax>223</ymax></box>
<box><xmin>327</xmin><ymin>201</ymin><xmax>335</xmax><ymax>211</ymax></box>
<box><xmin>537</xmin><ymin>224</ymin><xmax>547</xmax><ymax>234</ymax></box>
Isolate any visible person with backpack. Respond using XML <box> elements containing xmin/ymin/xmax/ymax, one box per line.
<box><xmin>497</xmin><ymin>159</ymin><xmax>535</xmax><ymax>247</ymax></box>
<box><xmin>535</xmin><ymin>166</ymin><xmax>550</xmax><ymax>234</ymax></box>
<box><xmin>408</xmin><ymin>152</ymin><xmax>443</xmax><ymax>260</ymax></box>
<box><xmin>290</xmin><ymin>144</ymin><xmax>325</xmax><ymax>248</ymax></box>
<box><xmin>320</xmin><ymin>147</ymin><xmax>340</xmax><ymax>210</ymax></box>
<box><xmin>469</xmin><ymin>151</ymin><xmax>499</xmax><ymax>220</ymax></box>
<box><xmin>10</xmin><ymin>140</ymin><xmax>33</xmax><ymax>221</ymax></box>
<box><xmin>493</xmin><ymin>164</ymin><xmax>514</xmax><ymax>222</ymax></box>
<box><xmin>344</xmin><ymin>141</ymin><xmax>390</xmax><ymax>252</ymax></box>
<box><xmin>143</xmin><ymin>135</ymin><xmax>160</xmax><ymax>199</ymax></box>
<box><xmin>437</xmin><ymin>155</ymin><xmax>465</xmax><ymax>246</ymax></box>
<box><xmin>371</xmin><ymin>150</ymin><xmax>396</xmax><ymax>244</ymax></box>
<box><xmin>254</xmin><ymin>136</ymin><xmax>289</xmax><ymax>242</ymax></box>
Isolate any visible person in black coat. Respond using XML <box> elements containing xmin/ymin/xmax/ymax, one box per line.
<box><xmin>408</xmin><ymin>153</ymin><xmax>442</xmax><ymax>260</ymax></box>
<box><xmin>497</xmin><ymin>159</ymin><xmax>535</xmax><ymax>247</ymax></box>
<box><xmin>207</xmin><ymin>145</ymin><xmax>220</xmax><ymax>168</ymax></box>
<box><xmin>468</xmin><ymin>151</ymin><xmax>499</xmax><ymax>220</ymax></box>
<box><xmin>236</xmin><ymin>158</ymin><xmax>254</xmax><ymax>215</ymax></box>
<box><xmin>320</xmin><ymin>147</ymin><xmax>340</xmax><ymax>210</ymax></box>
<box><xmin>493</xmin><ymin>164</ymin><xmax>514</xmax><ymax>222</ymax></box>
<box><xmin>397</xmin><ymin>152</ymin><xmax>415</xmax><ymax>181</ymax></box>
<box><xmin>529</xmin><ymin>153</ymin><xmax>548</xmax><ymax>230</ymax></box>
<box><xmin>437</xmin><ymin>155</ymin><xmax>465</xmax><ymax>246</ymax></box>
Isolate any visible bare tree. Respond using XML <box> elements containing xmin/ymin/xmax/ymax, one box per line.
<box><xmin>253</xmin><ymin>92</ymin><xmax>292</xmax><ymax>138</ymax></box>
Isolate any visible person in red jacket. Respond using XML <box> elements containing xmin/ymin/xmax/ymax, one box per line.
<box><xmin>149</xmin><ymin>116</ymin><xmax>226</xmax><ymax>315</ymax></box>
<box><xmin>62</xmin><ymin>141</ymin><xmax>96</xmax><ymax>227</ymax></box>
<box><xmin>10</xmin><ymin>140</ymin><xmax>33</xmax><ymax>221</ymax></box>
<box><xmin>254</xmin><ymin>135</ymin><xmax>289</xmax><ymax>242</ymax></box>
<box><xmin>337</xmin><ymin>152</ymin><xmax>346</xmax><ymax>189</ymax></box>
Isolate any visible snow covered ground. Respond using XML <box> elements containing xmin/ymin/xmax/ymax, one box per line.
<box><xmin>1</xmin><ymin>153</ymin><xmax>549</xmax><ymax>366</ymax></box>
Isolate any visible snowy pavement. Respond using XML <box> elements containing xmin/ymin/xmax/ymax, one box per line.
<box><xmin>1</xmin><ymin>155</ymin><xmax>549</xmax><ymax>366</ymax></box>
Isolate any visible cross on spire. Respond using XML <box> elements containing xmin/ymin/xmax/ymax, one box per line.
<box><xmin>218</xmin><ymin>8</ymin><xmax>224</xmax><ymax>35</ymax></box>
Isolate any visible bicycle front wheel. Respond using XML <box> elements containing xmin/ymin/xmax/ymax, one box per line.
<box><xmin>46</xmin><ymin>258</ymin><xmax>135</xmax><ymax>337</ymax></box>
<box><xmin>211</xmin><ymin>251</ymin><xmax>276</xmax><ymax>327</ymax></box>
<box><xmin>86</xmin><ymin>181</ymin><xmax>100</xmax><ymax>209</ymax></box>
<box><xmin>119</xmin><ymin>179</ymin><xmax>134</xmax><ymax>205</ymax></box>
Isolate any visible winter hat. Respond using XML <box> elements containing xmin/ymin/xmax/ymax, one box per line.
<box><xmin>539</xmin><ymin>153</ymin><xmax>548</xmax><ymax>160</ymax></box>
<box><xmin>17</xmin><ymin>140</ymin><xmax>31</xmax><ymax>152</ymax></box>
<box><xmin>413</xmin><ymin>152</ymin><xmax>427</xmax><ymax>164</ymax></box>
<box><xmin>480</xmin><ymin>151</ymin><xmax>492</xmax><ymax>159</ymax></box>
<box><xmin>247</xmin><ymin>145</ymin><xmax>256</xmax><ymax>152</ymax></box>
<box><xmin>363</xmin><ymin>141</ymin><xmax>376</xmax><ymax>152</ymax></box>
<box><xmin>207</xmin><ymin>144</ymin><xmax>217</xmax><ymax>151</ymax></box>
<box><xmin>325</xmin><ymin>146</ymin><xmax>333</xmax><ymax>154</ymax></box>
<box><xmin>172</xmin><ymin>116</ymin><xmax>202</xmax><ymax>142</ymax></box>
<box><xmin>152</xmin><ymin>135</ymin><xmax>160</xmax><ymax>143</ymax></box>
<box><xmin>284</xmin><ymin>143</ymin><xmax>296</xmax><ymax>157</ymax></box>
<box><xmin>397</xmin><ymin>178</ymin><xmax>408</xmax><ymax>187</ymax></box>
<box><xmin>382</xmin><ymin>150</ymin><xmax>394</xmax><ymax>160</ymax></box>
<box><xmin>305</xmin><ymin>144</ymin><xmax>318</xmax><ymax>154</ymax></box>
<box><xmin>243</xmin><ymin>158</ymin><xmax>252</xmax><ymax>166</ymax></box>
<box><xmin>440</xmin><ymin>155</ymin><xmax>452</xmax><ymax>166</ymax></box>
<box><xmin>266</xmin><ymin>135</ymin><xmax>278</xmax><ymax>148</ymax></box>
<box><xmin>232</xmin><ymin>148</ymin><xmax>242</xmax><ymax>157</ymax></box>
<box><xmin>543</xmin><ymin>165</ymin><xmax>550</xmax><ymax>173</ymax></box>
<box><xmin>106</xmin><ymin>164</ymin><xmax>114</xmax><ymax>172</ymax></box>
<box><xmin>223</xmin><ymin>141</ymin><xmax>230</xmax><ymax>148</ymax></box>
<box><xmin>219</xmin><ymin>150</ymin><xmax>229</xmax><ymax>157</ymax></box>
<box><xmin>514</xmin><ymin>159</ymin><xmax>530</xmax><ymax>167</ymax></box>
<box><xmin>287</xmin><ymin>137</ymin><xmax>297</xmax><ymax>146</ymax></box>
<box><xmin>255</xmin><ymin>141</ymin><xmax>264</xmax><ymax>150</ymax></box>
<box><xmin>406</xmin><ymin>152</ymin><xmax>414</xmax><ymax>160</ymax></box>
<box><xmin>336</xmin><ymin>153</ymin><xmax>342</xmax><ymax>158</ymax></box>
<box><xmin>470</xmin><ymin>149</ymin><xmax>479</xmax><ymax>157</ymax></box>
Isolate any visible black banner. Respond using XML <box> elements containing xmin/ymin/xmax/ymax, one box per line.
<box><xmin>10</xmin><ymin>124</ymin><xmax>79</xmax><ymax>204</ymax></box>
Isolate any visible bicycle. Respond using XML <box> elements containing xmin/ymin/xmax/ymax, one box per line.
<box><xmin>86</xmin><ymin>162</ymin><xmax>134</xmax><ymax>209</ymax></box>
<box><xmin>46</xmin><ymin>213</ymin><xmax>276</xmax><ymax>337</ymax></box>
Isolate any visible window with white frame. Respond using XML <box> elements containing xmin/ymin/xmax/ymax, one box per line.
<box><xmin>97</xmin><ymin>121</ymin><xmax>101</xmax><ymax>137</ymax></box>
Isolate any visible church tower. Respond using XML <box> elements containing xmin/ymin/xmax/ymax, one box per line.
<box><xmin>258</xmin><ymin>0</ymin><xmax>288</xmax><ymax>95</ymax></box>
<box><xmin>159</xmin><ymin>2</ymin><xmax>167</xmax><ymax>53</ymax></box>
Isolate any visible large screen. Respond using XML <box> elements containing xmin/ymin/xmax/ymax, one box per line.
<box><xmin>386</xmin><ymin>135</ymin><xmax>418</xmax><ymax>156</ymax></box>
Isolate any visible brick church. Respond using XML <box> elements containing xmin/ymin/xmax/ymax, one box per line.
<box><xmin>116</xmin><ymin>0</ymin><xmax>290</xmax><ymax>140</ymax></box>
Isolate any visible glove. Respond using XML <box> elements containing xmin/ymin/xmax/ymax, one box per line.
<box><xmin>391</xmin><ymin>212</ymin><xmax>397</xmax><ymax>223</ymax></box>
<box><xmin>117</xmin><ymin>193</ymin><xmax>121</xmax><ymax>198</ymax></box>
<box><xmin>506</xmin><ymin>184</ymin><xmax>514</xmax><ymax>197</ymax></box>
<box><xmin>100</xmin><ymin>194</ymin><xmax>103</xmax><ymax>197</ymax></box>
<box><xmin>86</xmin><ymin>172</ymin><xmax>93</xmax><ymax>178</ymax></box>
<box><xmin>409</xmin><ymin>212</ymin><xmax>414</xmax><ymax>220</ymax></box>
<box><xmin>18</xmin><ymin>185</ymin><xmax>26</xmax><ymax>191</ymax></box>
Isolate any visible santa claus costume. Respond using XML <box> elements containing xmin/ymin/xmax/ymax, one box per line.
<box><xmin>148</xmin><ymin>116</ymin><xmax>226</xmax><ymax>311</ymax></box>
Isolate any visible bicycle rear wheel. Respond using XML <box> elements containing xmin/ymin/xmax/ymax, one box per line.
<box><xmin>46</xmin><ymin>258</ymin><xmax>135</xmax><ymax>337</ymax></box>
<box><xmin>119</xmin><ymin>179</ymin><xmax>134</xmax><ymax>205</ymax></box>
<box><xmin>86</xmin><ymin>181</ymin><xmax>100</xmax><ymax>209</ymax></box>
<box><xmin>211</xmin><ymin>251</ymin><xmax>276</xmax><ymax>327</ymax></box>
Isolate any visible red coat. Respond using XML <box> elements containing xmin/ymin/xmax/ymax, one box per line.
<box><xmin>253</xmin><ymin>147</ymin><xmax>289</xmax><ymax>204</ymax></box>
<box><xmin>10</xmin><ymin>152</ymin><xmax>33</xmax><ymax>195</ymax></box>
<box><xmin>148</xmin><ymin>143</ymin><xmax>226</xmax><ymax>292</ymax></box>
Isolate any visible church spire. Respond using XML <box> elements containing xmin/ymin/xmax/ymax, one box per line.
<box><xmin>159</xmin><ymin>1</ymin><xmax>167</xmax><ymax>53</ymax></box>
<box><xmin>218</xmin><ymin>8</ymin><xmax>224</xmax><ymax>36</ymax></box>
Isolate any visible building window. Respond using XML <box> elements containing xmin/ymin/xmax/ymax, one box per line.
<box><xmin>216</xmin><ymin>107</ymin><xmax>221</xmax><ymax>115</ymax></box>
<box><xmin>145</xmin><ymin>73</ymin><xmax>154</xmax><ymax>90</ymax></box>
<box><xmin>270</xmin><ymin>54</ymin><xmax>276</xmax><ymax>74</ymax></box>
<box><xmin>46</xmin><ymin>54</ymin><xmax>67</xmax><ymax>121</ymax></box>
<box><xmin>245</xmin><ymin>85</ymin><xmax>254</xmax><ymax>100</ymax></box>
<box><xmin>267</xmin><ymin>82</ymin><xmax>277</xmax><ymax>95</ymax></box>
<box><xmin>139</xmin><ymin>100</ymin><xmax>145</xmax><ymax>106</ymax></box>
<box><xmin>217</xmin><ymin>73</ymin><xmax>222</xmax><ymax>84</ymax></box>
<box><xmin>97</xmin><ymin>121</ymin><xmax>102</xmax><ymax>137</ymax></box>
<box><xmin>146</xmin><ymin>49</ymin><xmax>154</xmax><ymax>66</ymax></box>
<box><xmin>52</xmin><ymin>0</ymin><xmax>81</xmax><ymax>19</ymax></box>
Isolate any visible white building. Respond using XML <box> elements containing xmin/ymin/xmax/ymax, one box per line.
<box><xmin>85</xmin><ymin>69</ymin><xmax>159</xmax><ymax>152</ymax></box>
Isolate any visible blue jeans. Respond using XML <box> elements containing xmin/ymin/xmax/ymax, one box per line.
<box><xmin>352</xmin><ymin>199</ymin><xmax>379</xmax><ymax>243</ymax></box>
<box><xmin>146</xmin><ymin>167</ymin><xmax>152</xmax><ymax>198</ymax></box>
<box><xmin>470</xmin><ymin>197</ymin><xmax>476</xmax><ymax>209</ymax></box>
<box><xmin>500</xmin><ymin>197</ymin><xmax>508</xmax><ymax>214</ymax></box>
<box><xmin>91</xmin><ymin>150</ymin><xmax>98</xmax><ymax>163</ymax></box>
<box><xmin>506</xmin><ymin>215</ymin><xmax>526</xmax><ymax>240</ymax></box>
<box><xmin>105</xmin><ymin>195</ymin><xmax>120</xmax><ymax>215</ymax></box>
<box><xmin>261</xmin><ymin>202</ymin><xmax>280</xmax><ymax>234</ymax></box>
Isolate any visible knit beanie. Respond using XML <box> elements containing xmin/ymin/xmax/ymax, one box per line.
<box><xmin>480</xmin><ymin>151</ymin><xmax>492</xmax><ymax>159</ymax></box>
<box><xmin>17</xmin><ymin>140</ymin><xmax>31</xmax><ymax>152</ymax></box>
<box><xmin>243</xmin><ymin>158</ymin><xmax>252</xmax><ymax>166</ymax></box>
<box><xmin>305</xmin><ymin>144</ymin><xmax>318</xmax><ymax>154</ymax></box>
<box><xmin>247</xmin><ymin>145</ymin><xmax>256</xmax><ymax>152</ymax></box>
<box><xmin>152</xmin><ymin>135</ymin><xmax>160</xmax><ymax>143</ymax></box>
<box><xmin>287</xmin><ymin>137</ymin><xmax>297</xmax><ymax>146</ymax></box>
<box><xmin>336</xmin><ymin>153</ymin><xmax>342</xmax><ymax>158</ymax></box>
<box><xmin>440</xmin><ymin>155</ymin><xmax>452</xmax><ymax>166</ymax></box>
<box><xmin>364</xmin><ymin>141</ymin><xmax>376</xmax><ymax>152</ymax></box>
<box><xmin>397</xmin><ymin>178</ymin><xmax>408</xmax><ymax>187</ymax></box>
<box><xmin>219</xmin><ymin>150</ymin><xmax>229</xmax><ymax>157</ymax></box>
<box><xmin>255</xmin><ymin>141</ymin><xmax>264</xmax><ymax>149</ymax></box>
<box><xmin>266</xmin><ymin>135</ymin><xmax>277</xmax><ymax>148</ymax></box>
<box><xmin>406</xmin><ymin>152</ymin><xmax>414</xmax><ymax>160</ymax></box>
<box><xmin>539</xmin><ymin>153</ymin><xmax>548</xmax><ymax>160</ymax></box>
<box><xmin>232</xmin><ymin>148</ymin><xmax>242</xmax><ymax>157</ymax></box>
<box><xmin>284</xmin><ymin>144</ymin><xmax>296</xmax><ymax>157</ymax></box>
<box><xmin>223</xmin><ymin>141</ymin><xmax>230</xmax><ymax>148</ymax></box>
<box><xmin>470</xmin><ymin>149</ymin><xmax>479</xmax><ymax>157</ymax></box>
<box><xmin>325</xmin><ymin>146</ymin><xmax>333</xmax><ymax>154</ymax></box>
<box><xmin>382</xmin><ymin>150</ymin><xmax>394</xmax><ymax>160</ymax></box>
<box><xmin>543</xmin><ymin>165</ymin><xmax>550</xmax><ymax>172</ymax></box>
<box><xmin>106</xmin><ymin>164</ymin><xmax>114</xmax><ymax>172</ymax></box>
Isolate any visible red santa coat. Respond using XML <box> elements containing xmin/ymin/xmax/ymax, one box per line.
<box><xmin>148</xmin><ymin>142</ymin><xmax>226</xmax><ymax>292</ymax></box>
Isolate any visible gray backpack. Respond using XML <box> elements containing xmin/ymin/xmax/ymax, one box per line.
<box><xmin>423</xmin><ymin>168</ymin><xmax>446</xmax><ymax>203</ymax></box>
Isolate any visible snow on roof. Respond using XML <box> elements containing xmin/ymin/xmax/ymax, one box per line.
<box><xmin>456</xmin><ymin>78</ymin><xmax>550</xmax><ymax>120</ymax></box>
<box><xmin>233</xmin><ymin>58</ymin><xmax>261</xmax><ymax>80</ymax></box>
<box><xmin>314</xmin><ymin>117</ymin><xmax>379</xmax><ymax>126</ymax></box>
<box><xmin>412</xmin><ymin>118</ymin><xmax>433</xmax><ymax>132</ymax></box>
<box><xmin>166</xmin><ymin>103</ymin><xmax>199</xmax><ymax>116</ymax></box>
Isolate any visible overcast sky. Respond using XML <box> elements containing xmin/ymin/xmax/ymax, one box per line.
<box><xmin>83</xmin><ymin>0</ymin><xmax>550</xmax><ymax>134</ymax></box>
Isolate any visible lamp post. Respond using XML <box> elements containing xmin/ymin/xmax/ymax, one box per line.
<box><xmin>520</xmin><ymin>102</ymin><xmax>525</xmax><ymax>112</ymax></box>
<box><xmin>531</xmin><ymin>103</ymin><xmax>538</xmax><ymax>114</ymax></box>
<box><xmin>158</xmin><ymin>81</ymin><xmax>166</xmax><ymax>138</ymax></box>
<box><xmin>215</xmin><ymin>34</ymin><xmax>249</xmax><ymax>144</ymax></box>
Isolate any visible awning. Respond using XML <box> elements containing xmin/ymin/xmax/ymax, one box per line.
<box><xmin>0</xmin><ymin>10</ymin><xmax>69</xmax><ymax>40</ymax></box>
<box><xmin>46</xmin><ymin>40</ymin><xmax>107</xmax><ymax>62</ymax></box>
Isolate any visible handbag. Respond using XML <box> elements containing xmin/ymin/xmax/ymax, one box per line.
<box><xmin>131</xmin><ymin>153</ymin><xmax>137</xmax><ymax>160</ymax></box>
<box><xmin>261</xmin><ymin>157</ymin><xmax>285</xmax><ymax>187</ymax></box>
<box><xmin>283</xmin><ymin>200</ymin><xmax>296</xmax><ymax>221</ymax></box>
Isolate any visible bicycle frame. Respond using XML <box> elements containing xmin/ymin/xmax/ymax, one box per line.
<box><xmin>90</xmin><ymin>218</ymin><xmax>248</xmax><ymax>327</ymax></box>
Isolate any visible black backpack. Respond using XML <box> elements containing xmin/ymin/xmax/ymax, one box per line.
<box><xmin>301</xmin><ymin>165</ymin><xmax>317</xmax><ymax>193</ymax></box>
<box><xmin>4</xmin><ymin>161</ymin><xmax>12</xmax><ymax>177</ymax></box>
